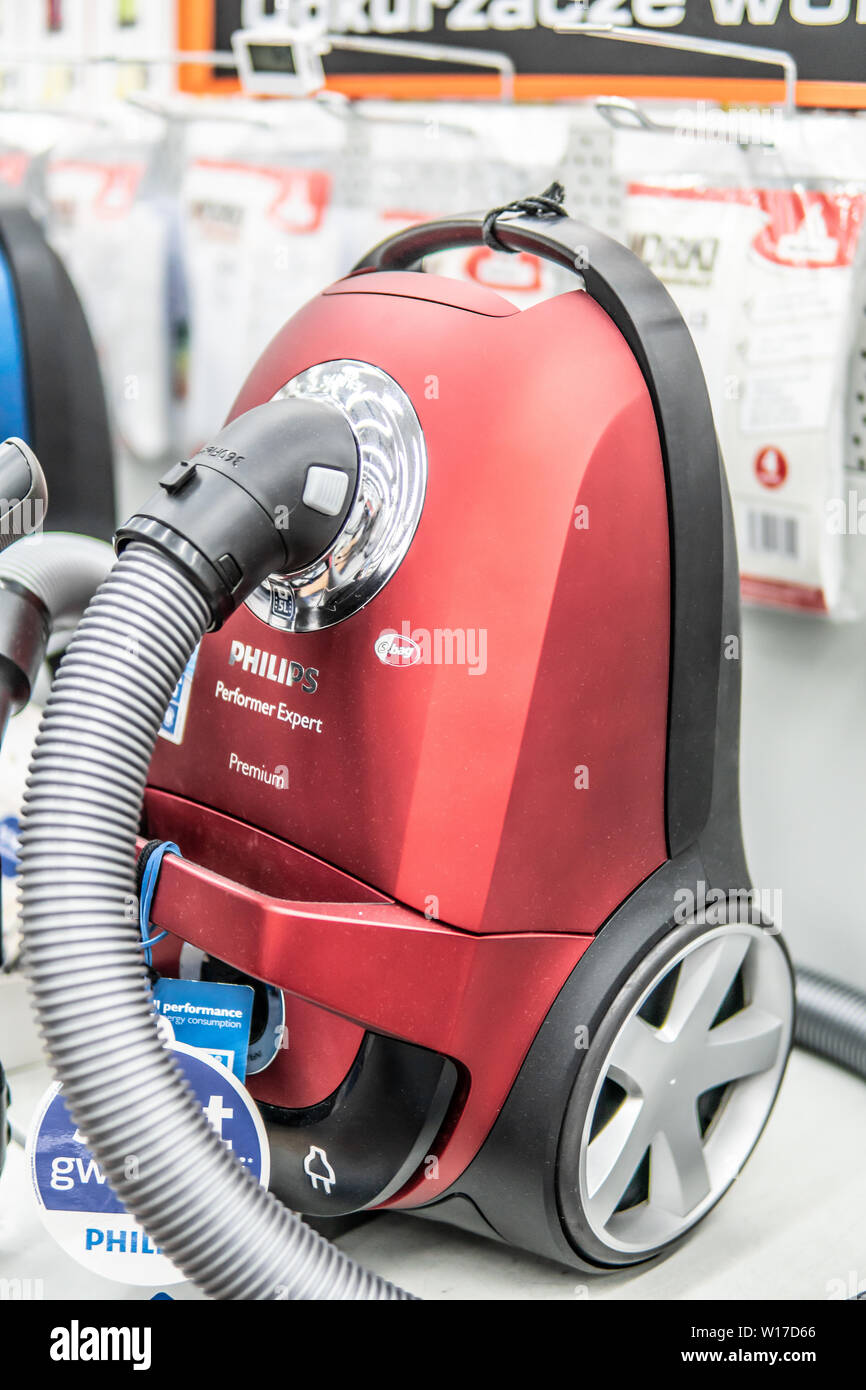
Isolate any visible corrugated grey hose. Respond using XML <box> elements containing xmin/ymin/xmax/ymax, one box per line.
<box><xmin>795</xmin><ymin>968</ymin><xmax>866</xmax><ymax>1081</ymax></box>
<box><xmin>0</xmin><ymin>531</ymin><xmax>114</xmax><ymax>628</ymax></box>
<box><xmin>18</xmin><ymin>541</ymin><xmax>413</xmax><ymax>1300</ymax></box>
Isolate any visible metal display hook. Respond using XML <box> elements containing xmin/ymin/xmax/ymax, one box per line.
<box><xmin>124</xmin><ymin>80</ymin><xmax>487</xmax><ymax>146</ymax></box>
<box><xmin>0</xmin><ymin>101</ymin><xmax>118</xmax><ymax>130</ymax></box>
<box><xmin>555</xmin><ymin>23</ymin><xmax>798</xmax><ymax>146</ymax></box>
<box><xmin>123</xmin><ymin>90</ymin><xmax>278</xmax><ymax>128</ymax></box>
<box><xmin>0</xmin><ymin>32</ymin><xmax>515</xmax><ymax>106</ymax></box>
<box><xmin>309</xmin><ymin>90</ymin><xmax>488</xmax><ymax>144</ymax></box>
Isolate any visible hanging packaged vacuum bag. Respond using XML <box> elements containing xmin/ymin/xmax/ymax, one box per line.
<box><xmin>179</xmin><ymin>105</ymin><xmax>347</xmax><ymax>455</ymax></box>
<box><xmin>43</xmin><ymin>121</ymin><xmax>174</xmax><ymax>511</ymax></box>
<box><xmin>627</xmin><ymin>166</ymin><xmax>866</xmax><ymax>618</ymax></box>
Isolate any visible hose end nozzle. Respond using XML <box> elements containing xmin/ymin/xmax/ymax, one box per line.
<box><xmin>0</xmin><ymin>439</ymin><xmax>48</xmax><ymax>555</ymax></box>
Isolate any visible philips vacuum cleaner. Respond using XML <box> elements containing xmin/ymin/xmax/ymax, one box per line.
<box><xmin>17</xmin><ymin>190</ymin><xmax>802</xmax><ymax>1295</ymax></box>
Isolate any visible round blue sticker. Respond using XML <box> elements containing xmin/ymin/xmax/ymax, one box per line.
<box><xmin>27</xmin><ymin>1041</ymin><xmax>269</xmax><ymax>1286</ymax></box>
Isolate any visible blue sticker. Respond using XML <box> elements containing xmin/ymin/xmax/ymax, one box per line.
<box><xmin>0</xmin><ymin>815</ymin><xmax>19</xmax><ymax>876</ymax></box>
<box><xmin>152</xmin><ymin>979</ymin><xmax>254</xmax><ymax>1081</ymax></box>
<box><xmin>159</xmin><ymin>644</ymin><xmax>199</xmax><ymax>745</ymax></box>
<box><xmin>28</xmin><ymin>1042</ymin><xmax>269</xmax><ymax>1287</ymax></box>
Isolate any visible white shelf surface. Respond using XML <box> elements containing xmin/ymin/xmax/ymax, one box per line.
<box><xmin>1</xmin><ymin>1047</ymin><xmax>863</xmax><ymax>1301</ymax></box>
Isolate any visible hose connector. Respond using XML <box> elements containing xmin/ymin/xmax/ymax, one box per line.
<box><xmin>0</xmin><ymin>532</ymin><xmax>113</xmax><ymax>743</ymax></box>
<box><xmin>116</xmin><ymin>399</ymin><xmax>360</xmax><ymax>627</ymax></box>
<box><xmin>0</xmin><ymin>438</ymin><xmax>48</xmax><ymax>555</ymax></box>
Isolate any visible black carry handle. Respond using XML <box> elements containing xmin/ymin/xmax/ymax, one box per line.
<box><xmin>353</xmin><ymin>193</ymin><xmax>728</xmax><ymax>860</ymax></box>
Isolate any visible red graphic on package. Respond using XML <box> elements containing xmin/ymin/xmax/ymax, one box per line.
<box><xmin>629</xmin><ymin>184</ymin><xmax>866</xmax><ymax>270</ymax></box>
<box><xmin>194</xmin><ymin>162</ymin><xmax>331</xmax><ymax>235</ymax></box>
<box><xmin>754</xmin><ymin>447</ymin><xmax>788</xmax><ymax>490</ymax></box>
<box><xmin>464</xmin><ymin>248</ymin><xmax>543</xmax><ymax>292</ymax></box>
<box><xmin>48</xmin><ymin>161</ymin><xmax>145</xmax><ymax>219</ymax></box>
<box><xmin>0</xmin><ymin>153</ymin><xmax>29</xmax><ymax>189</ymax></box>
<box><xmin>752</xmin><ymin>191</ymin><xmax>865</xmax><ymax>269</ymax></box>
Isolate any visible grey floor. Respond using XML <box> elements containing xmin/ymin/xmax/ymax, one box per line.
<box><xmin>1</xmin><ymin>601</ymin><xmax>864</xmax><ymax>1301</ymax></box>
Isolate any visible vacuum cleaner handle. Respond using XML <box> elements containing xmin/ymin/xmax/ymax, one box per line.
<box><xmin>354</xmin><ymin>209</ymin><xmax>728</xmax><ymax>860</ymax></box>
<box><xmin>353</xmin><ymin>208</ymin><xmax>711</xmax><ymax>422</ymax></box>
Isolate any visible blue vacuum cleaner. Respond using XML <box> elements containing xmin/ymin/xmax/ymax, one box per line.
<box><xmin>0</xmin><ymin>202</ymin><xmax>115</xmax><ymax>539</ymax></box>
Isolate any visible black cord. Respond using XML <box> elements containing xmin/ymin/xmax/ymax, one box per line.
<box><xmin>135</xmin><ymin>838</ymin><xmax>165</xmax><ymax>897</ymax></box>
<box><xmin>482</xmin><ymin>181</ymin><xmax>567</xmax><ymax>254</ymax></box>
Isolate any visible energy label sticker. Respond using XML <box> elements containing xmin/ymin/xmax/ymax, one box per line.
<box><xmin>152</xmin><ymin>978</ymin><xmax>254</xmax><ymax>1080</ymax></box>
<box><xmin>27</xmin><ymin>1041</ymin><xmax>269</xmax><ymax>1287</ymax></box>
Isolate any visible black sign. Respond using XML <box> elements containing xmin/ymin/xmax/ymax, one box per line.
<box><xmin>205</xmin><ymin>0</ymin><xmax>866</xmax><ymax>103</ymax></box>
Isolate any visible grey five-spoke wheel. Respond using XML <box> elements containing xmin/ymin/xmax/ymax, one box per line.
<box><xmin>558</xmin><ymin>921</ymin><xmax>794</xmax><ymax>1264</ymax></box>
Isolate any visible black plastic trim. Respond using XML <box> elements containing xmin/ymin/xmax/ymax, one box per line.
<box><xmin>259</xmin><ymin>1032</ymin><xmax>457</xmax><ymax>1217</ymax></box>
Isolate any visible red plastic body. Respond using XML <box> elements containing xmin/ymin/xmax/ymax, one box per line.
<box><xmin>145</xmin><ymin>271</ymin><xmax>672</xmax><ymax>1205</ymax></box>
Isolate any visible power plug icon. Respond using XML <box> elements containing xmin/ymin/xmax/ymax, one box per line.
<box><xmin>303</xmin><ymin>1145</ymin><xmax>336</xmax><ymax>1195</ymax></box>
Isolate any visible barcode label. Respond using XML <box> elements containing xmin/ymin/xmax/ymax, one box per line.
<box><xmin>745</xmin><ymin>510</ymin><xmax>799</xmax><ymax>559</ymax></box>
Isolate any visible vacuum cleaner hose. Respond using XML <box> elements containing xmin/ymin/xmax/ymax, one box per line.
<box><xmin>795</xmin><ymin>968</ymin><xmax>866</xmax><ymax>1082</ymax></box>
<box><xmin>0</xmin><ymin>531</ymin><xmax>114</xmax><ymax>629</ymax></box>
<box><xmin>18</xmin><ymin>541</ymin><xmax>411</xmax><ymax>1299</ymax></box>
<box><xmin>0</xmin><ymin>532</ymin><xmax>114</xmax><ymax>746</ymax></box>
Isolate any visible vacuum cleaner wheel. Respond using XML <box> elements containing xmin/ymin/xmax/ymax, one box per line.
<box><xmin>557</xmin><ymin>920</ymin><xmax>794</xmax><ymax>1266</ymax></box>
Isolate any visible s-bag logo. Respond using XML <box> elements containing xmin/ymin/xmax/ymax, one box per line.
<box><xmin>229</xmin><ymin>640</ymin><xmax>318</xmax><ymax>693</ymax></box>
<box><xmin>374</xmin><ymin>632</ymin><xmax>422</xmax><ymax>667</ymax></box>
<box><xmin>50</xmin><ymin>1320</ymin><xmax>151</xmax><ymax>1371</ymax></box>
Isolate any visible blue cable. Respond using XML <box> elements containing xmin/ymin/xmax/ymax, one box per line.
<box><xmin>139</xmin><ymin>841</ymin><xmax>180</xmax><ymax>968</ymax></box>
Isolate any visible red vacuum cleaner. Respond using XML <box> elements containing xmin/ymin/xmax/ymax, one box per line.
<box><xmin>132</xmin><ymin>190</ymin><xmax>794</xmax><ymax>1269</ymax></box>
<box><xmin>19</xmin><ymin>191</ymin><xmax>800</xmax><ymax>1288</ymax></box>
